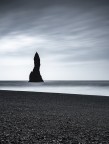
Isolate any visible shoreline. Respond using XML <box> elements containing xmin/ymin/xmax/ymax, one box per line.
<box><xmin>0</xmin><ymin>89</ymin><xmax>109</xmax><ymax>97</ymax></box>
<box><xmin>0</xmin><ymin>90</ymin><xmax>109</xmax><ymax>143</ymax></box>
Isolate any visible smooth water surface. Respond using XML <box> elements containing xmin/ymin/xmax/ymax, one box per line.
<box><xmin>0</xmin><ymin>81</ymin><xmax>109</xmax><ymax>96</ymax></box>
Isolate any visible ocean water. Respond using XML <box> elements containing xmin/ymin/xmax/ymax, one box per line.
<box><xmin>0</xmin><ymin>80</ymin><xmax>109</xmax><ymax>96</ymax></box>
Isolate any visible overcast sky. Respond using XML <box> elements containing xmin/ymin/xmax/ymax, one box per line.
<box><xmin>0</xmin><ymin>0</ymin><xmax>109</xmax><ymax>80</ymax></box>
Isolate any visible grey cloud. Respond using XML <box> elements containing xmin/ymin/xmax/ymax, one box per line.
<box><xmin>0</xmin><ymin>0</ymin><xmax>109</xmax><ymax>63</ymax></box>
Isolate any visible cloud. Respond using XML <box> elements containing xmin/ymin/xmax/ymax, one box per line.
<box><xmin>0</xmin><ymin>0</ymin><xmax>109</xmax><ymax>80</ymax></box>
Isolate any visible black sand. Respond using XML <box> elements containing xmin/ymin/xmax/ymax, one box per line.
<box><xmin>0</xmin><ymin>90</ymin><xmax>109</xmax><ymax>143</ymax></box>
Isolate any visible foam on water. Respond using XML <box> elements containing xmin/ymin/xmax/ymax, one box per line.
<box><xmin>0</xmin><ymin>80</ymin><xmax>109</xmax><ymax>96</ymax></box>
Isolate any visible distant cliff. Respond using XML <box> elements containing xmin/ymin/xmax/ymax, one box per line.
<box><xmin>29</xmin><ymin>52</ymin><xmax>43</xmax><ymax>82</ymax></box>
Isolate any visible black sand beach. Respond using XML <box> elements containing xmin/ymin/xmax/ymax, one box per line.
<box><xmin>0</xmin><ymin>90</ymin><xmax>109</xmax><ymax>143</ymax></box>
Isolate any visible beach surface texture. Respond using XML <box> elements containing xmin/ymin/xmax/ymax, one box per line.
<box><xmin>0</xmin><ymin>90</ymin><xmax>109</xmax><ymax>143</ymax></box>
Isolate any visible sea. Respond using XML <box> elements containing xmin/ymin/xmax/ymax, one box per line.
<box><xmin>0</xmin><ymin>80</ymin><xmax>109</xmax><ymax>96</ymax></box>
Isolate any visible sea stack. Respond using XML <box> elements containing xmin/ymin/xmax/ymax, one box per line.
<box><xmin>29</xmin><ymin>52</ymin><xmax>43</xmax><ymax>82</ymax></box>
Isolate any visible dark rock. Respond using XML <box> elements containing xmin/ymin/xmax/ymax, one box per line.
<box><xmin>29</xmin><ymin>52</ymin><xmax>44</xmax><ymax>82</ymax></box>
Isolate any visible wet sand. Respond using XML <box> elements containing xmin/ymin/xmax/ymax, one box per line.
<box><xmin>0</xmin><ymin>90</ymin><xmax>109</xmax><ymax>143</ymax></box>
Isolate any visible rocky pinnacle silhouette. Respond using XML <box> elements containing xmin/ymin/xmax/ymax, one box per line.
<box><xmin>29</xmin><ymin>52</ymin><xmax>43</xmax><ymax>82</ymax></box>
